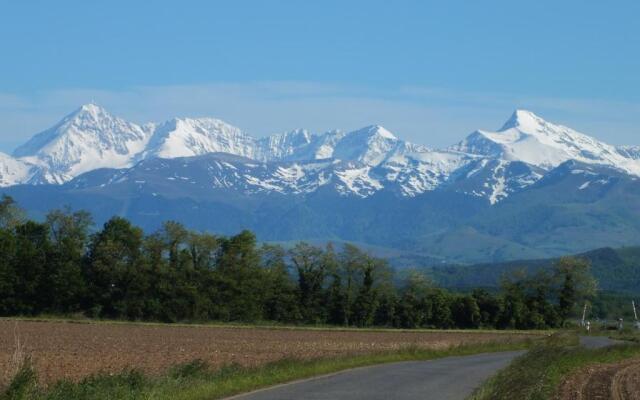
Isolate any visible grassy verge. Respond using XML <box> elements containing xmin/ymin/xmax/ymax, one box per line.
<box><xmin>605</xmin><ymin>327</ymin><xmax>640</xmax><ymax>343</ymax></box>
<box><xmin>470</xmin><ymin>332</ymin><xmax>640</xmax><ymax>400</ymax></box>
<box><xmin>2</xmin><ymin>339</ymin><xmax>534</xmax><ymax>400</ymax></box>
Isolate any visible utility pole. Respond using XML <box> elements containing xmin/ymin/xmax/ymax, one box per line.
<box><xmin>633</xmin><ymin>301</ymin><xmax>640</xmax><ymax>330</ymax></box>
<box><xmin>581</xmin><ymin>302</ymin><xmax>588</xmax><ymax>327</ymax></box>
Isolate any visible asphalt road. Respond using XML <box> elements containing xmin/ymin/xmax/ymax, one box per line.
<box><xmin>227</xmin><ymin>350</ymin><xmax>526</xmax><ymax>400</ymax></box>
<box><xmin>227</xmin><ymin>336</ymin><xmax>623</xmax><ymax>400</ymax></box>
<box><xmin>579</xmin><ymin>335</ymin><xmax>625</xmax><ymax>349</ymax></box>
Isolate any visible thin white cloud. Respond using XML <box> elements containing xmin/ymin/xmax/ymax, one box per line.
<box><xmin>0</xmin><ymin>82</ymin><xmax>638</xmax><ymax>154</ymax></box>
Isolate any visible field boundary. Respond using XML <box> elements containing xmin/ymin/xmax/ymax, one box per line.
<box><xmin>0</xmin><ymin>316</ymin><xmax>549</xmax><ymax>336</ymax></box>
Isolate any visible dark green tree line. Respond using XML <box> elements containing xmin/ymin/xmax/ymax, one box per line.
<box><xmin>0</xmin><ymin>196</ymin><xmax>596</xmax><ymax>329</ymax></box>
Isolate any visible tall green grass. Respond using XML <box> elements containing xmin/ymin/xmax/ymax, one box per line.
<box><xmin>606</xmin><ymin>326</ymin><xmax>640</xmax><ymax>343</ymax></box>
<box><xmin>2</xmin><ymin>339</ymin><xmax>533</xmax><ymax>400</ymax></box>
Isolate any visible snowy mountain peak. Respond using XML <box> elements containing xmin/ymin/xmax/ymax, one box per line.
<box><xmin>12</xmin><ymin>104</ymin><xmax>149</xmax><ymax>182</ymax></box>
<box><xmin>14</xmin><ymin>103</ymin><xmax>144</xmax><ymax>157</ymax></box>
<box><xmin>453</xmin><ymin>110</ymin><xmax>640</xmax><ymax>175</ymax></box>
<box><xmin>56</xmin><ymin>103</ymin><xmax>121</xmax><ymax>132</ymax></box>
<box><xmin>361</xmin><ymin>125</ymin><xmax>397</xmax><ymax>140</ymax></box>
<box><xmin>144</xmin><ymin>116</ymin><xmax>258</xmax><ymax>160</ymax></box>
<box><xmin>330</xmin><ymin>125</ymin><xmax>400</xmax><ymax>166</ymax></box>
<box><xmin>78</xmin><ymin>102</ymin><xmax>107</xmax><ymax>116</ymax></box>
<box><xmin>500</xmin><ymin>109</ymin><xmax>545</xmax><ymax>132</ymax></box>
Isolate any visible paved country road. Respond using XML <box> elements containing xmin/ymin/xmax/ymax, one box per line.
<box><xmin>227</xmin><ymin>350</ymin><xmax>526</xmax><ymax>400</ymax></box>
<box><xmin>579</xmin><ymin>335</ymin><xmax>624</xmax><ymax>349</ymax></box>
<box><xmin>227</xmin><ymin>336</ymin><xmax>624</xmax><ymax>400</ymax></box>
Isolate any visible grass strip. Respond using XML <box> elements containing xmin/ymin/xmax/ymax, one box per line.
<box><xmin>0</xmin><ymin>315</ymin><xmax>548</xmax><ymax>335</ymax></box>
<box><xmin>2</xmin><ymin>339</ymin><xmax>533</xmax><ymax>400</ymax></box>
<box><xmin>469</xmin><ymin>332</ymin><xmax>640</xmax><ymax>400</ymax></box>
<box><xmin>606</xmin><ymin>327</ymin><xmax>640</xmax><ymax>343</ymax></box>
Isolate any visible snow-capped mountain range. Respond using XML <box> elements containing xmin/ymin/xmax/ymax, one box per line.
<box><xmin>2</xmin><ymin>104</ymin><xmax>639</xmax><ymax>204</ymax></box>
<box><xmin>5</xmin><ymin>103</ymin><xmax>640</xmax><ymax>263</ymax></box>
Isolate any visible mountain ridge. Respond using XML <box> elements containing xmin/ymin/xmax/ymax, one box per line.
<box><xmin>2</xmin><ymin>104</ymin><xmax>638</xmax><ymax>205</ymax></box>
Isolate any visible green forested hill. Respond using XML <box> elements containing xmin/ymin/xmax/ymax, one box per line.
<box><xmin>422</xmin><ymin>246</ymin><xmax>640</xmax><ymax>294</ymax></box>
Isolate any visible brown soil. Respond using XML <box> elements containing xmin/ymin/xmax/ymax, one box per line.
<box><xmin>0</xmin><ymin>320</ymin><xmax>531</xmax><ymax>387</ymax></box>
<box><xmin>556</xmin><ymin>359</ymin><xmax>640</xmax><ymax>400</ymax></box>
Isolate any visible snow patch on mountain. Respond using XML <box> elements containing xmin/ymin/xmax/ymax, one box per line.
<box><xmin>280</xmin><ymin>129</ymin><xmax>345</xmax><ymax>161</ymax></box>
<box><xmin>445</xmin><ymin>158</ymin><xmax>544</xmax><ymax>202</ymax></box>
<box><xmin>618</xmin><ymin>145</ymin><xmax>640</xmax><ymax>160</ymax></box>
<box><xmin>379</xmin><ymin>145</ymin><xmax>471</xmax><ymax>196</ymax></box>
<box><xmin>331</xmin><ymin>163</ymin><xmax>382</xmax><ymax>197</ymax></box>
<box><xmin>0</xmin><ymin>153</ymin><xmax>34</xmax><ymax>186</ymax></box>
<box><xmin>488</xmin><ymin>160</ymin><xmax>508</xmax><ymax>205</ymax></box>
<box><xmin>257</xmin><ymin>129</ymin><xmax>312</xmax><ymax>160</ymax></box>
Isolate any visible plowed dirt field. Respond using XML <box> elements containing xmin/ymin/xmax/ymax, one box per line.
<box><xmin>556</xmin><ymin>358</ymin><xmax>640</xmax><ymax>400</ymax></box>
<box><xmin>0</xmin><ymin>320</ymin><xmax>533</xmax><ymax>386</ymax></box>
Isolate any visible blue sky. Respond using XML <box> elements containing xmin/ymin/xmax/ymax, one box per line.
<box><xmin>0</xmin><ymin>0</ymin><xmax>639</xmax><ymax>151</ymax></box>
